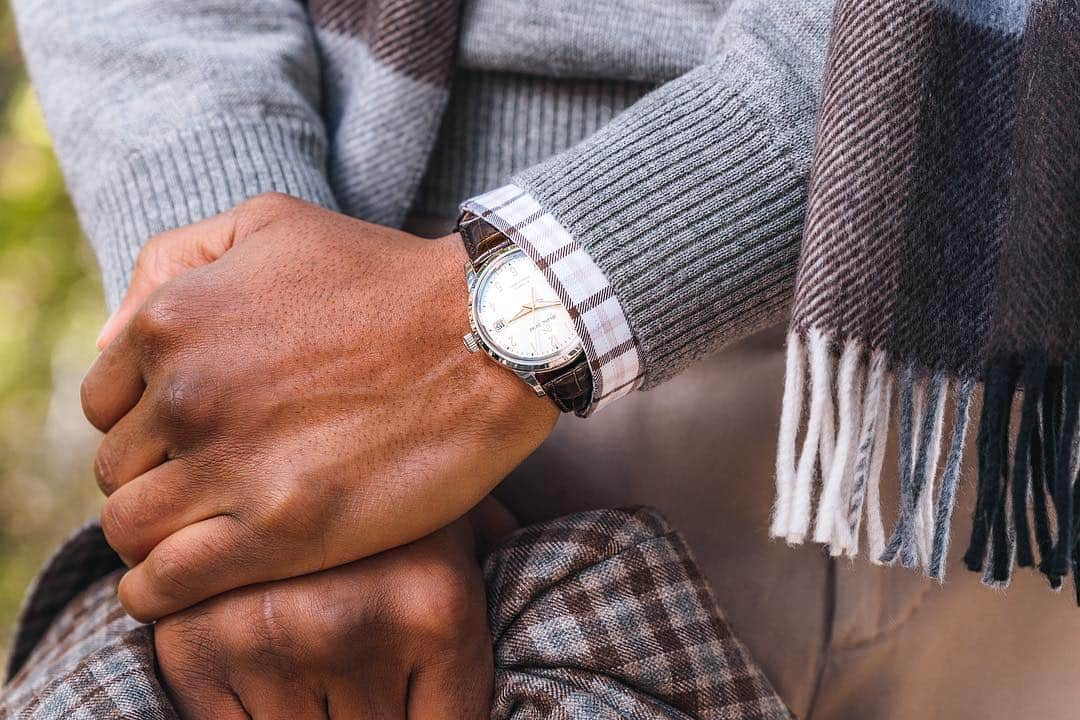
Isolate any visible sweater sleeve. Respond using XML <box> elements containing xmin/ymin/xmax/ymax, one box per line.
<box><xmin>12</xmin><ymin>0</ymin><xmax>337</xmax><ymax>310</ymax></box>
<box><xmin>510</xmin><ymin>0</ymin><xmax>835</xmax><ymax>391</ymax></box>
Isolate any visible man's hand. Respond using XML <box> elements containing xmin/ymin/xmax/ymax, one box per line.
<box><xmin>82</xmin><ymin>193</ymin><xmax>559</xmax><ymax>622</ymax></box>
<box><xmin>155</xmin><ymin>519</ymin><xmax>492</xmax><ymax>720</ymax></box>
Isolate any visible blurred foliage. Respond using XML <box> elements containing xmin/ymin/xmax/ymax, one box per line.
<box><xmin>0</xmin><ymin>5</ymin><xmax>107</xmax><ymax>667</ymax></box>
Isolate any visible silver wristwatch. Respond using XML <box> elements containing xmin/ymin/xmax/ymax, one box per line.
<box><xmin>457</xmin><ymin>211</ymin><xmax>593</xmax><ymax>414</ymax></box>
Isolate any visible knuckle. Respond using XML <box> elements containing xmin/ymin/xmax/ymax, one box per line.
<box><xmin>156</xmin><ymin>611</ymin><xmax>211</xmax><ymax>659</ymax></box>
<box><xmin>92</xmin><ymin>443</ymin><xmax>120</xmax><ymax>495</ymax></box>
<box><xmin>147</xmin><ymin>545</ymin><xmax>196</xmax><ymax>605</ymax></box>
<box><xmin>135</xmin><ymin>233</ymin><xmax>164</xmax><ymax>269</ymax></box>
<box><xmin>257</xmin><ymin>480</ymin><xmax>311</xmax><ymax>533</ymax></box>
<box><xmin>155</xmin><ymin>612</ymin><xmax>223</xmax><ymax>688</ymax></box>
<box><xmin>81</xmin><ymin>376</ymin><xmax>108</xmax><ymax>432</ymax></box>
<box><xmin>157</xmin><ymin>371</ymin><xmax>213</xmax><ymax>431</ymax></box>
<box><xmin>133</xmin><ymin>293</ymin><xmax>183</xmax><ymax>340</ymax></box>
<box><xmin>100</xmin><ymin>495</ymin><xmax>138</xmax><ymax>552</ymax></box>
<box><xmin>314</xmin><ymin>596</ymin><xmax>359</xmax><ymax>643</ymax></box>
<box><xmin>236</xmin><ymin>192</ymin><xmax>295</xmax><ymax>230</ymax></box>
<box><xmin>244</xmin><ymin>190</ymin><xmax>293</xmax><ymax>209</ymax></box>
<box><xmin>117</xmin><ymin>577</ymin><xmax>156</xmax><ymax>624</ymax></box>
<box><xmin>242</xmin><ymin>589</ymin><xmax>303</xmax><ymax>667</ymax></box>
<box><xmin>401</xmin><ymin>564</ymin><xmax>477</xmax><ymax>643</ymax></box>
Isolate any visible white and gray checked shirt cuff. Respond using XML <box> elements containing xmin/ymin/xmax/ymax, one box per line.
<box><xmin>462</xmin><ymin>184</ymin><xmax>643</xmax><ymax>415</ymax></box>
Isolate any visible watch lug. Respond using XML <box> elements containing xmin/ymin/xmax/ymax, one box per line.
<box><xmin>516</xmin><ymin>370</ymin><xmax>546</xmax><ymax>397</ymax></box>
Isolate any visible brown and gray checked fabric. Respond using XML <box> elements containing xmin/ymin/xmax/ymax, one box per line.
<box><xmin>2</xmin><ymin>509</ymin><xmax>790</xmax><ymax>720</ymax></box>
<box><xmin>772</xmin><ymin>0</ymin><xmax>1080</xmax><ymax>601</ymax></box>
<box><xmin>485</xmin><ymin>508</ymin><xmax>790</xmax><ymax>719</ymax></box>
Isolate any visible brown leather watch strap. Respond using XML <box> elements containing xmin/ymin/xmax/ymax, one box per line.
<box><xmin>458</xmin><ymin>210</ymin><xmax>509</xmax><ymax>260</ymax></box>
<box><xmin>536</xmin><ymin>358</ymin><xmax>593</xmax><ymax>414</ymax></box>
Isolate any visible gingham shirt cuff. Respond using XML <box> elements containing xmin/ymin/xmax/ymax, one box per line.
<box><xmin>462</xmin><ymin>184</ymin><xmax>643</xmax><ymax>415</ymax></box>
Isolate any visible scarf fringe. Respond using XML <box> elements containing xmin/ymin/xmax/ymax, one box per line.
<box><xmin>772</xmin><ymin>331</ymin><xmax>1080</xmax><ymax>598</ymax></box>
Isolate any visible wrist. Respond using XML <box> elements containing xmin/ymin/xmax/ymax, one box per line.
<box><xmin>428</xmin><ymin>232</ymin><xmax>472</xmax><ymax>334</ymax></box>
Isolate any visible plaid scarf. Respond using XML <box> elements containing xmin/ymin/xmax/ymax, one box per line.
<box><xmin>772</xmin><ymin>0</ymin><xmax>1080</xmax><ymax>597</ymax></box>
<box><xmin>306</xmin><ymin>0</ymin><xmax>463</xmax><ymax>225</ymax></box>
<box><xmin>3</xmin><ymin>511</ymin><xmax>790</xmax><ymax>720</ymax></box>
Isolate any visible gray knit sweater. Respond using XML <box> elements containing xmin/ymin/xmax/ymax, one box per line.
<box><xmin>14</xmin><ymin>0</ymin><xmax>833</xmax><ymax>390</ymax></box>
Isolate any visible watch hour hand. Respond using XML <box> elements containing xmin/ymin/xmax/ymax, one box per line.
<box><xmin>505</xmin><ymin>305</ymin><xmax>534</xmax><ymax>324</ymax></box>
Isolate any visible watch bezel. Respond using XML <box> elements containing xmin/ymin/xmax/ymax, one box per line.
<box><xmin>466</xmin><ymin>245</ymin><xmax>583</xmax><ymax>375</ymax></box>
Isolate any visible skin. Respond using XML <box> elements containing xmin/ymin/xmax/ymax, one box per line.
<box><xmin>81</xmin><ymin>192</ymin><xmax>559</xmax><ymax>623</ymax></box>
<box><xmin>154</xmin><ymin>516</ymin><xmax>494</xmax><ymax>720</ymax></box>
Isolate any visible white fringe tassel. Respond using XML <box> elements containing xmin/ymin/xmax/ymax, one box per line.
<box><xmin>771</xmin><ymin>335</ymin><xmax>805</xmax><ymax>537</ymax></box>
<box><xmin>773</xmin><ymin>329</ymin><xmax>966</xmax><ymax>574</ymax></box>
<box><xmin>813</xmin><ymin>339</ymin><xmax>863</xmax><ymax>547</ymax></box>
<box><xmin>784</xmin><ymin>329</ymin><xmax>835</xmax><ymax>543</ymax></box>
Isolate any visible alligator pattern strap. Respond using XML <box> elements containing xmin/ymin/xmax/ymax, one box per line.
<box><xmin>458</xmin><ymin>211</ymin><xmax>509</xmax><ymax>260</ymax></box>
<box><xmin>537</xmin><ymin>361</ymin><xmax>593</xmax><ymax>414</ymax></box>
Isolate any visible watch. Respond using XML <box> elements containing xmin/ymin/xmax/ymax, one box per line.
<box><xmin>457</xmin><ymin>211</ymin><xmax>593</xmax><ymax>414</ymax></box>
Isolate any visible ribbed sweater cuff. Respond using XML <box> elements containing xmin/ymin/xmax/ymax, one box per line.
<box><xmin>83</xmin><ymin>115</ymin><xmax>336</xmax><ymax>311</ymax></box>
<box><xmin>513</xmin><ymin>61</ymin><xmax>807</xmax><ymax>389</ymax></box>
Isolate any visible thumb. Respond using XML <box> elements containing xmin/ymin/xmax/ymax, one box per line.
<box><xmin>96</xmin><ymin>210</ymin><xmax>240</xmax><ymax>350</ymax></box>
<box><xmin>96</xmin><ymin>262</ymin><xmax>161</xmax><ymax>351</ymax></box>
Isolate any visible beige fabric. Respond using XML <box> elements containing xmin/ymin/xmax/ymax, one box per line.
<box><xmin>501</xmin><ymin>326</ymin><xmax>1080</xmax><ymax>720</ymax></box>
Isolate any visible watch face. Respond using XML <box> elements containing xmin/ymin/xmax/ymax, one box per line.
<box><xmin>473</xmin><ymin>248</ymin><xmax>580</xmax><ymax>366</ymax></box>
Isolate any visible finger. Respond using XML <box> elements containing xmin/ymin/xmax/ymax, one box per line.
<box><xmin>96</xmin><ymin>254</ymin><xmax>161</xmax><ymax>352</ymax></box>
<box><xmin>327</xmin><ymin>666</ymin><xmax>408</xmax><ymax>720</ymax></box>
<box><xmin>155</xmin><ymin>622</ymin><xmax>250</xmax><ymax>720</ymax></box>
<box><xmin>98</xmin><ymin>212</ymin><xmax>241</xmax><ymax>350</ymax></box>
<box><xmin>101</xmin><ymin>460</ymin><xmax>220</xmax><ymax>566</ymax></box>
<box><xmin>118</xmin><ymin>514</ymin><xmax>246</xmax><ymax>622</ymax></box>
<box><xmin>118</xmin><ymin>513</ymin><xmax>300</xmax><ymax>622</ymax></box>
<box><xmin>164</xmin><ymin>679</ymin><xmax>249</xmax><ymax>720</ymax></box>
<box><xmin>92</xmin><ymin>395</ymin><xmax>169</xmax><ymax>496</ymax></box>
<box><xmin>406</xmin><ymin>637</ymin><xmax>493</xmax><ymax>720</ymax></box>
<box><xmin>81</xmin><ymin>324</ymin><xmax>146</xmax><ymax>432</ymax></box>
<box><xmin>234</xmin><ymin>676</ymin><xmax>326</xmax><ymax>720</ymax></box>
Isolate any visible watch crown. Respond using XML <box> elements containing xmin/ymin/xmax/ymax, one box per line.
<box><xmin>462</xmin><ymin>333</ymin><xmax>481</xmax><ymax>353</ymax></box>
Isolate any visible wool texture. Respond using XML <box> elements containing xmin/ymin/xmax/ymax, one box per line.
<box><xmin>773</xmin><ymin>0</ymin><xmax>1080</xmax><ymax>600</ymax></box>
<box><xmin>14</xmin><ymin>0</ymin><xmax>835</xmax><ymax>394</ymax></box>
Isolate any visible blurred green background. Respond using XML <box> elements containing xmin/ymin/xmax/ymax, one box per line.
<box><xmin>0</xmin><ymin>5</ymin><xmax>107</xmax><ymax>670</ymax></box>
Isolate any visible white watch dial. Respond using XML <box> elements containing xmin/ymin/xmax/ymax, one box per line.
<box><xmin>474</xmin><ymin>249</ymin><xmax>580</xmax><ymax>365</ymax></box>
